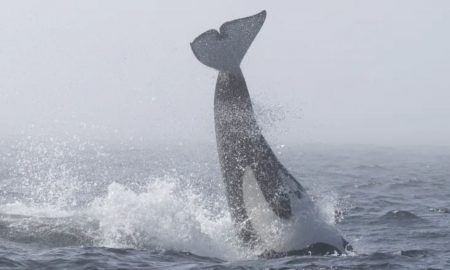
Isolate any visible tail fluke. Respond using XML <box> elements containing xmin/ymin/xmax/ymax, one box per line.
<box><xmin>191</xmin><ymin>10</ymin><xmax>266</xmax><ymax>73</ymax></box>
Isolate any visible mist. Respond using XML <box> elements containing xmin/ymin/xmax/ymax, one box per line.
<box><xmin>1</xmin><ymin>1</ymin><xmax>449</xmax><ymax>148</ymax></box>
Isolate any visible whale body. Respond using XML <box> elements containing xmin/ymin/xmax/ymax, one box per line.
<box><xmin>191</xmin><ymin>10</ymin><xmax>350</xmax><ymax>256</ymax></box>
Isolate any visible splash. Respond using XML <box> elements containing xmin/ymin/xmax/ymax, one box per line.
<box><xmin>0</xmin><ymin>137</ymin><xmax>347</xmax><ymax>260</ymax></box>
<box><xmin>87</xmin><ymin>179</ymin><xmax>246</xmax><ymax>259</ymax></box>
<box><xmin>0</xmin><ymin>136</ymin><xmax>247</xmax><ymax>259</ymax></box>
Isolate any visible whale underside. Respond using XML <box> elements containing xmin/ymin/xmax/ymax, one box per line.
<box><xmin>191</xmin><ymin>10</ymin><xmax>350</xmax><ymax>256</ymax></box>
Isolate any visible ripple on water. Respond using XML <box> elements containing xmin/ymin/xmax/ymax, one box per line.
<box><xmin>372</xmin><ymin>210</ymin><xmax>428</xmax><ymax>225</ymax></box>
<box><xmin>400</xmin><ymin>249</ymin><xmax>432</xmax><ymax>258</ymax></box>
<box><xmin>0</xmin><ymin>257</ymin><xmax>24</xmax><ymax>268</ymax></box>
<box><xmin>1</xmin><ymin>146</ymin><xmax>450</xmax><ymax>269</ymax></box>
<box><xmin>428</xmin><ymin>207</ymin><xmax>450</xmax><ymax>214</ymax></box>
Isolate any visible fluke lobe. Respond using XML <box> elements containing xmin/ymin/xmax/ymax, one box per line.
<box><xmin>191</xmin><ymin>11</ymin><xmax>350</xmax><ymax>256</ymax></box>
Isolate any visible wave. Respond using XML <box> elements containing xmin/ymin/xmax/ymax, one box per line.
<box><xmin>372</xmin><ymin>210</ymin><xmax>427</xmax><ymax>225</ymax></box>
<box><xmin>0</xmin><ymin>247</ymin><xmax>441</xmax><ymax>270</ymax></box>
<box><xmin>400</xmin><ymin>249</ymin><xmax>432</xmax><ymax>258</ymax></box>
<box><xmin>428</xmin><ymin>207</ymin><xmax>450</xmax><ymax>214</ymax></box>
<box><xmin>86</xmin><ymin>181</ymin><xmax>243</xmax><ymax>259</ymax></box>
<box><xmin>353</xmin><ymin>164</ymin><xmax>388</xmax><ymax>172</ymax></box>
<box><xmin>0</xmin><ymin>257</ymin><xmax>24</xmax><ymax>268</ymax></box>
<box><xmin>0</xmin><ymin>178</ymin><xmax>344</xmax><ymax>261</ymax></box>
<box><xmin>0</xmin><ymin>246</ymin><xmax>224</xmax><ymax>270</ymax></box>
<box><xmin>0</xmin><ymin>138</ymin><xmax>344</xmax><ymax>261</ymax></box>
<box><xmin>0</xmin><ymin>179</ymin><xmax>247</xmax><ymax>260</ymax></box>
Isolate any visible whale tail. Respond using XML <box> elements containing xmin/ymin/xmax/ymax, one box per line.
<box><xmin>190</xmin><ymin>10</ymin><xmax>266</xmax><ymax>73</ymax></box>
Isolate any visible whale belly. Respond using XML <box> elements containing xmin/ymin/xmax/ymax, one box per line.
<box><xmin>242</xmin><ymin>166</ymin><xmax>345</xmax><ymax>253</ymax></box>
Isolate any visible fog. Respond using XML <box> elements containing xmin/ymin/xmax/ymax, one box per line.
<box><xmin>1</xmin><ymin>1</ymin><xmax>449</xmax><ymax>148</ymax></box>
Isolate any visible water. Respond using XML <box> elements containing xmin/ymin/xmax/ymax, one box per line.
<box><xmin>0</xmin><ymin>137</ymin><xmax>449</xmax><ymax>269</ymax></box>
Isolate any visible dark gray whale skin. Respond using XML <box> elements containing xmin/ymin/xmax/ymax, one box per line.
<box><xmin>213</xmin><ymin>69</ymin><xmax>301</xmax><ymax>245</ymax></box>
<box><xmin>191</xmin><ymin>11</ymin><xmax>349</xmax><ymax>254</ymax></box>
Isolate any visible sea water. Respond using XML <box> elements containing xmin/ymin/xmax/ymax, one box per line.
<box><xmin>0</xmin><ymin>137</ymin><xmax>449</xmax><ymax>269</ymax></box>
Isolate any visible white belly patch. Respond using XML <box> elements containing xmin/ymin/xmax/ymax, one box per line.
<box><xmin>241</xmin><ymin>166</ymin><xmax>344</xmax><ymax>252</ymax></box>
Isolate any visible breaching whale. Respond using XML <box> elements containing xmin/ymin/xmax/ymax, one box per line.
<box><xmin>191</xmin><ymin>11</ymin><xmax>350</xmax><ymax>256</ymax></box>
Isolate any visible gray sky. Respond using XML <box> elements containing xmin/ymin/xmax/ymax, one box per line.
<box><xmin>1</xmin><ymin>1</ymin><xmax>449</xmax><ymax>147</ymax></box>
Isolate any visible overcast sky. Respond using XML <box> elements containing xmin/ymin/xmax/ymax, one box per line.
<box><xmin>1</xmin><ymin>1</ymin><xmax>449</xmax><ymax>147</ymax></box>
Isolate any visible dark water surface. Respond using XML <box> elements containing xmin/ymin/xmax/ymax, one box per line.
<box><xmin>0</xmin><ymin>139</ymin><xmax>449</xmax><ymax>269</ymax></box>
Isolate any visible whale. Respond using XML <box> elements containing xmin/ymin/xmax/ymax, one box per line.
<box><xmin>191</xmin><ymin>10</ymin><xmax>350</xmax><ymax>256</ymax></box>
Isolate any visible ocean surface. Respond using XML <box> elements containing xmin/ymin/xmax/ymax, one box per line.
<box><xmin>0</xmin><ymin>138</ymin><xmax>449</xmax><ymax>269</ymax></box>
